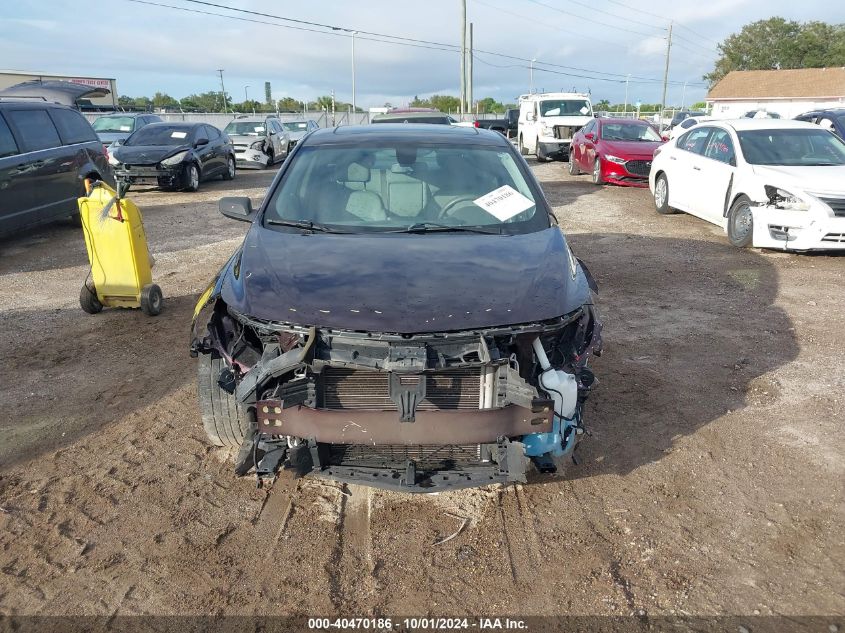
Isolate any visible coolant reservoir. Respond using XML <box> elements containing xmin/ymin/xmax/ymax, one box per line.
<box><xmin>538</xmin><ymin>367</ymin><xmax>578</xmax><ymax>420</ymax></box>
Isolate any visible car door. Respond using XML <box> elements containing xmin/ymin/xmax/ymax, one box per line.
<box><xmin>193</xmin><ymin>126</ymin><xmax>213</xmax><ymax>177</ymax></box>
<box><xmin>0</xmin><ymin>112</ymin><xmax>33</xmax><ymax>233</ymax></box>
<box><xmin>3</xmin><ymin>107</ymin><xmax>73</xmax><ymax>224</ymax></box>
<box><xmin>668</xmin><ymin>127</ymin><xmax>712</xmax><ymax>212</ymax></box>
<box><xmin>205</xmin><ymin>125</ymin><xmax>226</xmax><ymax>174</ymax></box>
<box><xmin>583</xmin><ymin>120</ymin><xmax>599</xmax><ymax>170</ymax></box>
<box><xmin>49</xmin><ymin>107</ymin><xmax>101</xmax><ymax>205</ymax></box>
<box><xmin>573</xmin><ymin>120</ymin><xmax>594</xmax><ymax>170</ymax></box>
<box><xmin>694</xmin><ymin>127</ymin><xmax>738</xmax><ymax>225</ymax></box>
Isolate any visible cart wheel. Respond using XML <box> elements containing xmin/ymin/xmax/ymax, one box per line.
<box><xmin>79</xmin><ymin>283</ymin><xmax>103</xmax><ymax>314</ymax></box>
<box><xmin>140</xmin><ymin>284</ymin><xmax>163</xmax><ymax>316</ymax></box>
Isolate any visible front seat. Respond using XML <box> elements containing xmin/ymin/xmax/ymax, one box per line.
<box><xmin>342</xmin><ymin>162</ymin><xmax>387</xmax><ymax>222</ymax></box>
<box><xmin>385</xmin><ymin>164</ymin><xmax>433</xmax><ymax>219</ymax></box>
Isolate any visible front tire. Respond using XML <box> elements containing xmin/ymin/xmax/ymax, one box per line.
<box><xmin>727</xmin><ymin>195</ymin><xmax>754</xmax><ymax>248</ymax></box>
<box><xmin>568</xmin><ymin>151</ymin><xmax>581</xmax><ymax>175</ymax></box>
<box><xmin>536</xmin><ymin>141</ymin><xmax>551</xmax><ymax>163</ymax></box>
<box><xmin>183</xmin><ymin>163</ymin><xmax>200</xmax><ymax>192</ymax></box>
<box><xmin>518</xmin><ymin>135</ymin><xmax>528</xmax><ymax>156</ymax></box>
<box><xmin>653</xmin><ymin>173</ymin><xmax>675</xmax><ymax>214</ymax></box>
<box><xmin>592</xmin><ymin>157</ymin><xmax>605</xmax><ymax>185</ymax></box>
<box><xmin>197</xmin><ymin>354</ymin><xmax>249</xmax><ymax>448</ymax></box>
<box><xmin>264</xmin><ymin>148</ymin><xmax>274</xmax><ymax>169</ymax></box>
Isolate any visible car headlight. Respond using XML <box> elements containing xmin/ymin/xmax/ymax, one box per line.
<box><xmin>108</xmin><ymin>152</ymin><xmax>119</xmax><ymax>166</ymax></box>
<box><xmin>540</xmin><ymin>123</ymin><xmax>553</xmax><ymax>136</ymax></box>
<box><xmin>567</xmin><ymin>246</ymin><xmax>578</xmax><ymax>280</ymax></box>
<box><xmin>250</xmin><ymin>140</ymin><xmax>265</xmax><ymax>150</ymax></box>
<box><xmin>604</xmin><ymin>154</ymin><xmax>626</xmax><ymax>164</ymax></box>
<box><xmin>160</xmin><ymin>151</ymin><xmax>189</xmax><ymax>167</ymax></box>
<box><xmin>764</xmin><ymin>185</ymin><xmax>810</xmax><ymax>211</ymax></box>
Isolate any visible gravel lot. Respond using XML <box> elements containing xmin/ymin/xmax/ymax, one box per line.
<box><xmin>0</xmin><ymin>159</ymin><xmax>842</xmax><ymax>620</ymax></box>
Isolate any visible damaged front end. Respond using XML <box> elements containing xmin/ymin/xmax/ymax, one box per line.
<box><xmin>191</xmin><ymin>292</ymin><xmax>602</xmax><ymax>492</ymax></box>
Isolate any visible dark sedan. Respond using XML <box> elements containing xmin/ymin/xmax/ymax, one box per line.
<box><xmin>795</xmin><ymin>108</ymin><xmax>845</xmax><ymax>140</ymax></box>
<box><xmin>191</xmin><ymin>125</ymin><xmax>603</xmax><ymax>492</ymax></box>
<box><xmin>111</xmin><ymin>122</ymin><xmax>235</xmax><ymax>192</ymax></box>
<box><xmin>569</xmin><ymin>117</ymin><xmax>665</xmax><ymax>187</ymax></box>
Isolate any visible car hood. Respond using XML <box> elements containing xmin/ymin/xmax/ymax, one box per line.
<box><xmin>221</xmin><ymin>226</ymin><xmax>591</xmax><ymax>333</ymax></box>
<box><xmin>600</xmin><ymin>139</ymin><xmax>663</xmax><ymax>158</ymax></box>
<box><xmin>287</xmin><ymin>131</ymin><xmax>308</xmax><ymax>141</ymax></box>
<box><xmin>97</xmin><ymin>132</ymin><xmax>132</xmax><ymax>144</ymax></box>
<box><xmin>751</xmin><ymin>164</ymin><xmax>845</xmax><ymax>195</ymax></box>
<box><xmin>113</xmin><ymin>144</ymin><xmax>190</xmax><ymax>165</ymax></box>
<box><xmin>228</xmin><ymin>134</ymin><xmax>264</xmax><ymax>144</ymax></box>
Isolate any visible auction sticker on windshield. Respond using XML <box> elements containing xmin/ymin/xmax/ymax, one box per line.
<box><xmin>473</xmin><ymin>185</ymin><xmax>534</xmax><ymax>222</ymax></box>
<box><xmin>171</xmin><ymin>131</ymin><xmax>187</xmax><ymax>139</ymax></box>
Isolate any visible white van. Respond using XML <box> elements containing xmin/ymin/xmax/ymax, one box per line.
<box><xmin>517</xmin><ymin>93</ymin><xmax>594</xmax><ymax>162</ymax></box>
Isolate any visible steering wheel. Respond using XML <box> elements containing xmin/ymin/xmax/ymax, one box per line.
<box><xmin>438</xmin><ymin>195</ymin><xmax>479</xmax><ymax>219</ymax></box>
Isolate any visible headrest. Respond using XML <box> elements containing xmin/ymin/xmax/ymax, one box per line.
<box><xmin>346</xmin><ymin>162</ymin><xmax>370</xmax><ymax>183</ymax></box>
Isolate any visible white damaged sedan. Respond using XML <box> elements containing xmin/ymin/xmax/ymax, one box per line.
<box><xmin>649</xmin><ymin>119</ymin><xmax>845</xmax><ymax>251</ymax></box>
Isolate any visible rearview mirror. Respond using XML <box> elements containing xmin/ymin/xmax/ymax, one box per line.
<box><xmin>220</xmin><ymin>197</ymin><xmax>254</xmax><ymax>222</ymax></box>
<box><xmin>194</xmin><ymin>138</ymin><xmax>209</xmax><ymax>147</ymax></box>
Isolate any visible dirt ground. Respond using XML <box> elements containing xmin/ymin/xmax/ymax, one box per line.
<box><xmin>0</xmin><ymin>160</ymin><xmax>843</xmax><ymax>621</ymax></box>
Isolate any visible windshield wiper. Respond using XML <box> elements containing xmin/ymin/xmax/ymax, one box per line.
<box><xmin>265</xmin><ymin>219</ymin><xmax>349</xmax><ymax>233</ymax></box>
<box><xmin>389</xmin><ymin>222</ymin><xmax>503</xmax><ymax>235</ymax></box>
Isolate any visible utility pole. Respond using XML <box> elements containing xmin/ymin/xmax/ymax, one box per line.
<box><xmin>351</xmin><ymin>31</ymin><xmax>357</xmax><ymax>115</ymax></box>
<box><xmin>217</xmin><ymin>69</ymin><xmax>227</xmax><ymax>113</ymax></box>
<box><xmin>244</xmin><ymin>85</ymin><xmax>249</xmax><ymax>104</ymax></box>
<box><xmin>623</xmin><ymin>74</ymin><xmax>630</xmax><ymax>115</ymax></box>
<box><xmin>681</xmin><ymin>80</ymin><xmax>688</xmax><ymax>110</ymax></box>
<box><xmin>530</xmin><ymin>58</ymin><xmax>536</xmax><ymax>94</ymax></box>
<box><xmin>659</xmin><ymin>21</ymin><xmax>673</xmax><ymax>130</ymax></box>
<box><xmin>460</xmin><ymin>0</ymin><xmax>467</xmax><ymax>114</ymax></box>
<box><xmin>331</xmin><ymin>89</ymin><xmax>336</xmax><ymax>126</ymax></box>
<box><xmin>467</xmin><ymin>22</ymin><xmax>473</xmax><ymax>114</ymax></box>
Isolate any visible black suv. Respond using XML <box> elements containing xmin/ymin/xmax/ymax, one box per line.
<box><xmin>0</xmin><ymin>100</ymin><xmax>114</xmax><ymax>236</ymax></box>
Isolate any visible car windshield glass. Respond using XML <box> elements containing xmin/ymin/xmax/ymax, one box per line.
<box><xmin>373</xmin><ymin>116</ymin><xmax>451</xmax><ymax>124</ymax></box>
<box><xmin>264</xmin><ymin>143</ymin><xmax>547</xmax><ymax>234</ymax></box>
<box><xmin>601</xmin><ymin>123</ymin><xmax>661</xmax><ymax>141</ymax></box>
<box><xmin>539</xmin><ymin>100</ymin><xmax>591</xmax><ymax>116</ymax></box>
<box><xmin>737</xmin><ymin>129</ymin><xmax>845</xmax><ymax>166</ymax></box>
<box><xmin>283</xmin><ymin>121</ymin><xmax>308</xmax><ymax>131</ymax></box>
<box><xmin>224</xmin><ymin>121</ymin><xmax>265</xmax><ymax>135</ymax></box>
<box><xmin>125</xmin><ymin>126</ymin><xmax>193</xmax><ymax>146</ymax></box>
<box><xmin>92</xmin><ymin>116</ymin><xmax>136</xmax><ymax>133</ymax></box>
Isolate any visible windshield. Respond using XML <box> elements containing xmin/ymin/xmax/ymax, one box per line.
<box><xmin>264</xmin><ymin>143</ymin><xmax>547</xmax><ymax>234</ymax></box>
<box><xmin>224</xmin><ymin>121</ymin><xmax>266</xmax><ymax>136</ymax></box>
<box><xmin>92</xmin><ymin>116</ymin><xmax>136</xmax><ymax>133</ymax></box>
<box><xmin>738</xmin><ymin>129</ymin><xmax>845</xmax><ymax>166</ymax></box>
<box><xmin>373</xmin><ymin>116</ymin><xmax>451</xmax><ymax>125</ymax></box>
<box><xmin>539</xmin><ymin>100</ymin><xmax>591</xmax><ymax>116</ymax></box>
<box><xmin>283</xmin><ymin>121</ymin><xmax>308</xmax><ymax>131</ymax></box>
<box><xmin>125</xmin><ymin>125</ymin><xmax>193</xmax><ymax>146</ymax></box>
<box><xmin>600</xmin><ymin>122</ymin><xmax>661</xmax><ymax>142</ymax></box>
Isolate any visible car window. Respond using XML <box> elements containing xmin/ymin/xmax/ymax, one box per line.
<box><xmin>93</xmin><ymin>115</ymin><xmax>136</xmax><ymax>133</ymax></box>
<box><xmin>703</xmin><ymin>129</ymin><xmax>735</xmax><ymax>164</ymax></box>
<box><xmin>50</xmin><ymin>108</ymin><xmax>98</xmax><ymax>145</ymax></box>
<box><xmin>206</xmin><ymin>125</ymin><xmax>220</xmax><ymax>140</ymax></box>
<box><xmin>600</xmin><ymin>122</ymin><xmax>661</xmax><ymax>141</ymax></box>
<box><xmin>264</xmin><ymin>143</ymin><xmax>547</xmax><ymax>234</ymax></box>
<box><xmin>677</xmin><ymin>127</ymin><xmax>712</xmax><ymax>155</ymax></box>
<box><xmin>5</xmin><ymin>109</ymin><xmax>62</xmax><ymax>152</ymax></box>
<box><xmin>0</xmin><ymin>115</ymin><xmax>19</xmax><ymax>158</ymax></box>
<box><xmin>195</xmin><ymin>126</ymin><xmax>209</xmax><ymax>143</ymax></box>
<box><xmin>126</xmin><ymin>125</ymin><xmax>193</xmax><ymax>146</ymax></box>
<box><xmin>582</xmin><ymin>120</ymin><xmax>595</xmax><ymax>135</ymax></box>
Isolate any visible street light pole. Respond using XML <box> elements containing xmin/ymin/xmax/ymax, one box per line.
<box><xmin>624</xmin><ymin>74</ymin><xmax>630</xmax><ymax>115</ymax></box>
<box><xmin>530</xmin><ymin>58</ymin><xmax>536</xmax><ymax>94</ymax></box>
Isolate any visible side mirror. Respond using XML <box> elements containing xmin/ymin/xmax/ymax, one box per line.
<box><xmin>526</xmin><ymin>113</ymin><xmax>535</xmax><ymax>122</ymax></box>
<box><xmin>585</xmin><ymin>132</ymin><xmax>595</xmax><ymax>141</ymax></box>
<box><xmin>220</xmin><ymin>197</ymin><xmax>254</xmax><ymax>222</ymax></box>
<box><xmin>112</xmin><ymin>139</ymin><xmax>124</xmax><ymax>147</ymax></box>
<box><xmin>194</xmin><ymin>138</ymin><xmax>209</xmax><ymax>148</ymax></box>
<box><xmin>661</xmin><ymin>134</ymin><xmax>669</xmax><ymax>141</ymax></box>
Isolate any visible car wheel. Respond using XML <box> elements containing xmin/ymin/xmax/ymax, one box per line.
<box><xmin>79</xmin><ymin>282</ymin><xmax>102</xmax><ymax>314</ymax></box>
<box><xmin>653</xmin><ymin>173</ymin><xmax>675</xmax><ymax>214</ymax></box>
<box><xmin>727</xmin><ymin>195</ymin><xmax>754</xmax><ymax>248</ymax></box>
<box><xmin>568</xmin><ymin>151</ymin><xmax>581</xmax><ymax>175</ymax></box>
<box><xmin>184</xmin><ymin>163</ymin><xmax>200</xmax><ymax>192</ymax></box>
<box><xmin>140</xmin><ymin>283</ymin><xmax>163</xmax><ymax>316</ymax></box>
<box><xmin>592</xmin><ymin>157</ymin><xmax>605</xmax><ymax>185</ymax></box>
<box><xmin>536</xmin><ymin>141</ymin><xmax>551</xmax><ymax>163</ymax></box>
<box><xmin>197</xmin><ymin>354</ymin><xmax>249</xmax><ymax>448</ymax></box>
<box><xmin>264</xmin><ymin>148</ymin><xmax>274</xmax><ymax>169</ymax></box>
<box><xmin>223</xmin><ymin>156</ymin><xmax>236</xmax><ymax>180</ymax></box>
<box><xmin>518</xmin><ymin>135</ymin><xmax>527</xmax><ymax>156</ymax></box>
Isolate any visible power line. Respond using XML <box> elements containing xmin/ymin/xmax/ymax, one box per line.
<box><xmin>603</xmin><ymin>0</ymin><xmax>719</xmax><ymax>47</ymax></box>
<box><xmin>524</xmin><ymin>0</ymin><xmax>660</xmax><ymax>37</ymax></box>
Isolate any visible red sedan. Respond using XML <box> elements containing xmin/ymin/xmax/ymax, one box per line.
<box><xmin>568</xmin><ymin>117</ymin><xmax>665</xmax><ymax>187</ymax></box>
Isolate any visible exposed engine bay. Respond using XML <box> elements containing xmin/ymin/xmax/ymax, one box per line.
<box><xmin>192</xmin><ymin>299</ymin><xmax>602</xmax><ymax>492</ymax></box>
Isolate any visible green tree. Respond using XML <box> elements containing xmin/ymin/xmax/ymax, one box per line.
<box><xmin>180</xmin><ymin>91</ymin><xmax>228</xmax><ymax>112</ymax></box>
<box><xmin>476</xmin><ymin>97</ymin><xmax>505</xmax><ymax>113</ymax></box>
<box><xmin>277</xmin><ymin>97</ymin><xmax>304</xmax><ymax>112</ymax></box>
<box><xmin>152</xmin><ymin>92</ymin><xmax>178</xmax><ymax>108</ymax></box>
<box><xmin>117</xmin><ymin>95</ymin><xmax>134</xmax><ymax>107</ymax></box>
<box><xmin>705</xmin><ymin>18</ymin><xmax>845</xmax><ymax>85</ymax></box>
<box><xmin>132</xmin><ymin>96</ymin><xmax>152</xmax><ymax>109</ymax></box>
<box><xmin>594</xmin><ymin>99</ymin><xmax>611</xmax><ymax>111</ymax></box>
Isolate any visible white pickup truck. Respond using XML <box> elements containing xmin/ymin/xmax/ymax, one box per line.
<box><xmin>517</xmin><ymin>92</ymin><xmax>594</xmax><ymax>162</ymax></box>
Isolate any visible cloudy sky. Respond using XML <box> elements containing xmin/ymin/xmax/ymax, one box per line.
<box><xmin>2</xmin><ymin>0</ymin><xmax>844</xmax><ymax>109</ymax></box>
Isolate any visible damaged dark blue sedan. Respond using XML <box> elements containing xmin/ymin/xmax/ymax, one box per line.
<box><xmin>191</xmin><ymin>124</ymin><xmax>602</xmax><ymax>492</ymax></box>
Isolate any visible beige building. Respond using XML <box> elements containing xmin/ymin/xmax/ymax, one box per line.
<box><xmin>707</xmin><ymin>67</ymin><xmax>845</xmax><ymax>119</ymax></box>
<box><xmin>0</xmin><ymin>69</ymin><xmax>117</xmax><ymax>108</ymax></box>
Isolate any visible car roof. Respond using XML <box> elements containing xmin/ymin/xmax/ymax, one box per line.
<box><xmin>598</xmin><ymin>117</ymin><xmax>654</xmax><ymax>125</ymax></box>
<box><xmin>232</xmin><ymin>116</ymin><xmax>273</xmax><ymax>122</ymax></box>
<box><xmin>141</xmin><ymin>121</ymin><xmax>202</xmax><ymax>129</ymax></box>
<box><xmin>96</xmin><ymin>112</ymin><xmax>151</xmax><ymax>118</ymax></box>
<box><xmin>706</xmin><ymin>119</ymin><xmax>820</xmax><ymax>132</ymax></box>
<box><xmin>0</xmin><ymin>99</ymin><xmax>76</xmax><ymax>111</ymax></box>
<box><xmin>303</xmin><ymin>124</ymin><xmax>508</xmax><ymax>147</ymax></box>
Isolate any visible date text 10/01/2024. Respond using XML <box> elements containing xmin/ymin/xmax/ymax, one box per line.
<box><xmin>307</xmin><ymin>617</ymin><xmax>528</xmax><ymax>630</ymax></box>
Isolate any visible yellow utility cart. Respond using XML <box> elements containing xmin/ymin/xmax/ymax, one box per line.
<box><xmin>78</xmin><ymin>180</ymin><xmax>163</xmax><ymax>316</ymax></box>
